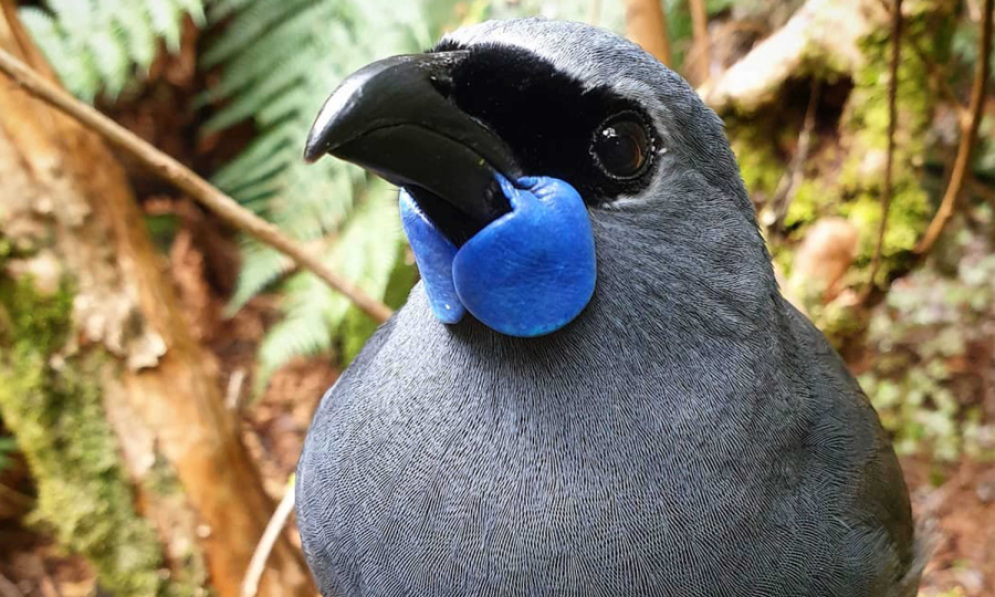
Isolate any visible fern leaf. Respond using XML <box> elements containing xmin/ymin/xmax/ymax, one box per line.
<box><xmin>204</xmin><ymin>0</ymin><xmax>438</xmax><ymax>382</ymax></box>
<box><xmin>45</xmin><ymin>0</ymin><xmax>96</xmax><ymax>34</ymax></box>
<box><xmin>19</xmin><ymin>8</ymin><xmax>101</xmax><ymax>101</ymax></box>
<box><xmin>228</xmin><ymin>242</ymin><xmax>294</xmax><ymax>315</ymax></box>
<box><xmin>174</xmin><ymin>0</ymin><xmax>206</xmax><ymax>26</ymax></box>
<box><xmin>255</xmin><ymin>305</ymin><xmax>332</xmax><ymax>391</ymax></box>
<box><xmin>21</xmin><ymin>0</ymin><xmax>206</xmax><ymax>100</ymax></box>
<box><xmin>87</xmin><ymin>25</ymin><xmax>129</xmax><ymax>98</ymax></box>
<box><xmin>202</xmin><ymin>0</ymin><xmax>319</xmax><ymax>68</ymax></box>
<box><xmin>145</xmin><ymin>0</ymin><xmax>184</xmax><ymax>52</ymax></box>
<box><xmin>113</xmin><ymin>1</ymin><xmax>158</xmax><ymax>74</ymax></box>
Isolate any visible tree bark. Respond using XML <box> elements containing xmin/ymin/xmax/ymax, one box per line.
<box><xmin>623</xmin><ymin>0</ymin><xmax>672</xmax><ymax>67</ymax></box>
<box><xmin>0</xmin><ymin>3</ymin><xmax>314</xmax><ymax>597</ymax></box>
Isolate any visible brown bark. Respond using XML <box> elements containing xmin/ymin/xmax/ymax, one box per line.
<box><xmin>0</xmin><ymin>42</ymin><xmax>392</xmax><ymax>325</ymax></box>
<box><xmin>624</xmin><ymin>0</ymin><xmax>672</xmax><ymax>67</ymax></box>
<box><xmin>688</xmin><ymin>0</ymin><xmax>711</xmax><ymax>84</ymax></box>
<box><xmin>0</xmin><ymin>3</ymin><xmax>314</xmax><ymax>597</ymax></box>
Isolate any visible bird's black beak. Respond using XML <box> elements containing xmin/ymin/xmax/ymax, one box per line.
<box><xmin>304</xmin><ymin>52</ymin><xmax>521</xmax><ymax>244</ymax></box>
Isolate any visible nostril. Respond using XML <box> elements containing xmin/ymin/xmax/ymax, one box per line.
<box><xmin>427</xmin><ymin>72</ymin><xmax>454</xmax><ymax>98</ymax></box>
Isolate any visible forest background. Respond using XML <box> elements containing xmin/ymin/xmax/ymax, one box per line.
<box><xmin>0</xmin><ymin>0</ymin><xmax>993</xmax><ymax>595</ymax></box>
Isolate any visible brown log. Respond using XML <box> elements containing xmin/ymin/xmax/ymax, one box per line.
<box><xmin>0</xmin><ymin>3</ymin><xmax>314</xmax><ymax>597</ymax></box>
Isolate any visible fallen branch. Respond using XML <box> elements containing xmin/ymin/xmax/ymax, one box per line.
<box><xmin>0</xmin><ymin>48</ymin><xmax>393</xmax><ymax>324</ymax></box>
<box><xmin>242</xmin><ymin>482</ymin><xmax>298</xmax><ymax>597</ymax></box>
<box><xmin>863</xmin><ymin>0</ymin><xmax>903</xmax><ymax>300</ymax></box>
<box><xmin>916</xmin><ymin>0</ymin><xmax>993</xmax><ymax>255</ymax></box>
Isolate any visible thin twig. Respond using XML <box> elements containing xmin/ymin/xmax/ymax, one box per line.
<box><xmin>863</xmin><ymin>0</ymin><xmax>903</xmax><ymax>300</ymax></box>
<box><xmin>873</xmin><ymin>0</ymin><xmax>969</xmax><ymax>124</ymax></box>
<box><xmin>0</xmin><ymin>482</ymin><xmax>33</xmax><ymax>509</ymax></box>
<box><xmin>916</xmin><ymin>0</ymin><xmax>993</xmax><ymax>254</ymax></box>
<box><xmin>0</xmin><ymin>571</ymin><xmax>23</xmax><ymax>597</ymax></box>
<box><xmin>688</xmin><ymin>0</ymin><xmax>711</xmax><ymax>84</ymax></box>
<box><xmin>225</xmin><ymin>368</ymin><xmax>247</xmax><ymax>411</ymax></box>
<box><xmin>770</xmin><ymin>78</ymin><xmax>822</xmax><ymax>235</ymax></box>
<box><xmin>0</xmin><ymin>48</ymin><xmax>393</xmax><ymax>324</ymax></box>
<box><xmin>242</xmin><ymin>482</ymin><xmax>297</xmax><ymax>597</ymax></box>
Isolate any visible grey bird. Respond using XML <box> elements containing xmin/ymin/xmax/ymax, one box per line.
<box><xmin>297</xmin><ymin>18</ymin><xmax>922</xmax><ymax>597</ymax></box>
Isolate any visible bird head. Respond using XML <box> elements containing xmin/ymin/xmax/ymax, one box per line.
<box><xmin>305</xmin><ymin>19</ymin><xmax>776</xmax><ymax>339</ymax></box>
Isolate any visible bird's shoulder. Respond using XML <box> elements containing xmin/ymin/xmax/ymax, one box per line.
<box><xmin>781</xmin><ymin>299</ymin><xmax>918</xmax><ymax>595</ymax></box>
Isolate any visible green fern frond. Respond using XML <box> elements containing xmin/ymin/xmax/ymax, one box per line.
<box><xmin>227</xmin><ymin>242</ymin><xmax>294</xmax><ymax>315</ymax></box>
<box><xmin>144</xmin><ymin>0</ymin><xmax>185</xmax><ymax>52</ymax></box>
<box><xmin>113</xmin><ymin>2</ymin><xmax>158</xmax><ymax>73</ymax></box>
<box><xmin>251</xmin><ymin>183</ymin><xmax>403</xmax><ymax>390</ymax></box>
<box><xmin>204</xmin><ymin>0</ymin><xmax>423</xmax><ymax>377</ymax></box>
<box><xmin>18</xmin><ymin>8</ymin><xmax>102</xmax><ymax>101</ymax></box>
<box><xmin>21</xmin><ymin>0</ymin><xmax>205</xmax><ymax>101</ymax></box>
<box><xmin>255</xmin><ymin>307</ymin><xmax>333</xmax><ymax>390</ymax></box>
<box><xmin>174</xmin><ymin>0</ymin><xmax>207</xmax><ymax>26</ymax></box>
<box><xmin>202</xmin><ymin>0</ymin><xmax>321</xmax><ymax>68</ymax></box>
<box><xmin>208</xmin><ymin>0</ymin><xmax>259</xmax><ymax>22</ymax></box>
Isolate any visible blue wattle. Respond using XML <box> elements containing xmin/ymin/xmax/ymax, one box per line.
<box><xmin>453</xmin><ymin>176</ymin><xmax>596</xmax><ymax>337</ymax></box>
<box><xmin>399</xmin><ymin>189</ymin><xmax>466</xmax><ymax>324</ymax></box>
<box><xmin>399</xmin><ymin>176</ymin><xmax>597</xmax><ymax>337</ymax></box>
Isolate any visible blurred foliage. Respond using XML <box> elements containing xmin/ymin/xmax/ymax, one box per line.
<box><xmin>718</xmin><ymin>0</ymin><xmax>994</xmax><ymax>463</ymax></box>
<box><xmin>19</xmin><ymin>0</ymin><xmax>205</xmax><ymax>101</ymax></box>
<box><xmin>0</xmin><ymin>434</ymin><xmax>17</xmax><ymax>473</ymax></box>
<box><xmin>860</xmin><ymin>205</ymin><xmax>995</xmax><ymax>462</ymax></box>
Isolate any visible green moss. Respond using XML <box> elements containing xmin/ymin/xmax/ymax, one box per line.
<box><xmin>839</xmin><ymin>184</ymin><xmax>931</xmax><ymax>283</ymax></box>
<box><xmin>838</xmin><ymin>8</ymin><xmax>952</xmax><ymax>284</ymax></box>
<box><xmin>817</xmin><ymin>298</ymin><xmax>867</xmax><ymax>346</ymax></box>
<box><xmin>783</xmin><ymin>179</ymin><xmax>822</xmax><ymax>229</ymax></box>
<box><xmin>729</xmin><ymin>122</ymin><xmax>783</xmax><ymax>200</ymax></box>
<box><xmin>772</xmin><ymin>245</ymin><xmax>796</xmax><ymax>280</ymax></box>
<box><xmin>0</xmin><ymin>275</ymin><xmax>168</xmax><ymax>597</ymax></box>
<box><xmin>143</xmin><ymin>459</ymin><xmax>211</xmax><ymax>597</ymax></box>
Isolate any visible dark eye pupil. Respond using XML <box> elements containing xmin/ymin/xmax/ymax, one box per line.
<box><xmin>592</xmin><ymin>119</ymin><xmax>649</xmax><ymax>178</ymax></box>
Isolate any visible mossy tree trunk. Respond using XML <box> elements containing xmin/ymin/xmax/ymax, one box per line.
<box><xmin>0</xmin><ymin>3</ymin><xmax>314</xmax><ymax>597</ymax></box>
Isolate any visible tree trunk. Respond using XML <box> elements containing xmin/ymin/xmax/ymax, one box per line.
<box><xmin>623</xmin><ymin>0</ymin><xmax>672</xmax><ymax>67</ymax></box>
<box><xmin>0</xmin><ymin>3</ymin><xmax>315</xmax><ymax>597</ymax></box>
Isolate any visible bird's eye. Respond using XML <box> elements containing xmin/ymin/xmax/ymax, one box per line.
<box><xmin>591</xmin><ymin>114</ymin><xmax>651</xmax><ymax>179</ymax></box>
